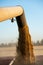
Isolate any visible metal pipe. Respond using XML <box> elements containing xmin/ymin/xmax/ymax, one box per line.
<box><xmin>0</xmin><ymin>6</ymin><xmax>23</xmax><ymax>22</ymax></box>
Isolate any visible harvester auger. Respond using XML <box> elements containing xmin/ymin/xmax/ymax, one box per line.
<box><xmin>0</xmin><ymin>6</ymin><xmax>35</xmax><ymax>65</ymax></box>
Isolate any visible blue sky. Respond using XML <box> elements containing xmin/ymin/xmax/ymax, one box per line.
<box><xmin>0</xmin><ymin>0</ymin><xmax>43</xmax><ymax>43</ymax></box>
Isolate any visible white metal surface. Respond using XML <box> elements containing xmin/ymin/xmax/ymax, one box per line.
<box><xmin>0</xmin><ymin>6</ymin><xmax>23</xmax><ymax>22</ymax></box>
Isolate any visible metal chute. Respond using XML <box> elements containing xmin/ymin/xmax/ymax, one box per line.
<box><xmin>0</xmin><ymin>6</ymin><xmax>23</xmax><ymax>22</ymax></box>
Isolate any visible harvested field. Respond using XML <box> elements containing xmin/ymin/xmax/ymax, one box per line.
<box><xmin>33</xmin><ymin>46</ymin><xmax>43</xmax><ymax>56</ymax></box>
<box><xmin>0</xmin><ymin>46</ymin><xmax>43</xmax><ymax>57</ymax></box>
<box><xmin>0</xmin><ymin>46</ymin><xmax>43</xmax><ymax>65</ymax></box>
<box><xmin>0</xmin><ymin>46</ymin><xmax>16</xmax><ymax>57</ymax></box>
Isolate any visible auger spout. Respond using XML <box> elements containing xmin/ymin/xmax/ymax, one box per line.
<box><xmin>0</xmin><ymin>6</ymin><xmax>23</xmax><ymax>22</ymax></box>
<box><xmin>0</xmin><ymin>6</ymin><xmax>35</xmax><ymax>65</ymax></box>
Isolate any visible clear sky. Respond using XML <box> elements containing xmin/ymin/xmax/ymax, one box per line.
<box><xmin>0</xmin><ymin>0</ymin><xmax>43</xmax><ymax>43</ymax></box>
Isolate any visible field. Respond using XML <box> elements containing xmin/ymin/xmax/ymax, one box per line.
<box><xmin>0</xmin><ymin>46</ymin><xmax>43</xmax><ymax>65</ymax></box>
<box><xmin>0</xmin><ymin>46</ymin><xmax>43</xmax><ymax>57</ymax></box>
<box><xmin>0</xmin><ymin>46</ymin><xmax>16</xmax><ymax>57</ymax></box>
<box><xmin>33</xmin><ymin>46</ymin><xmax>43</xmax><ymax>56</ymax></box>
